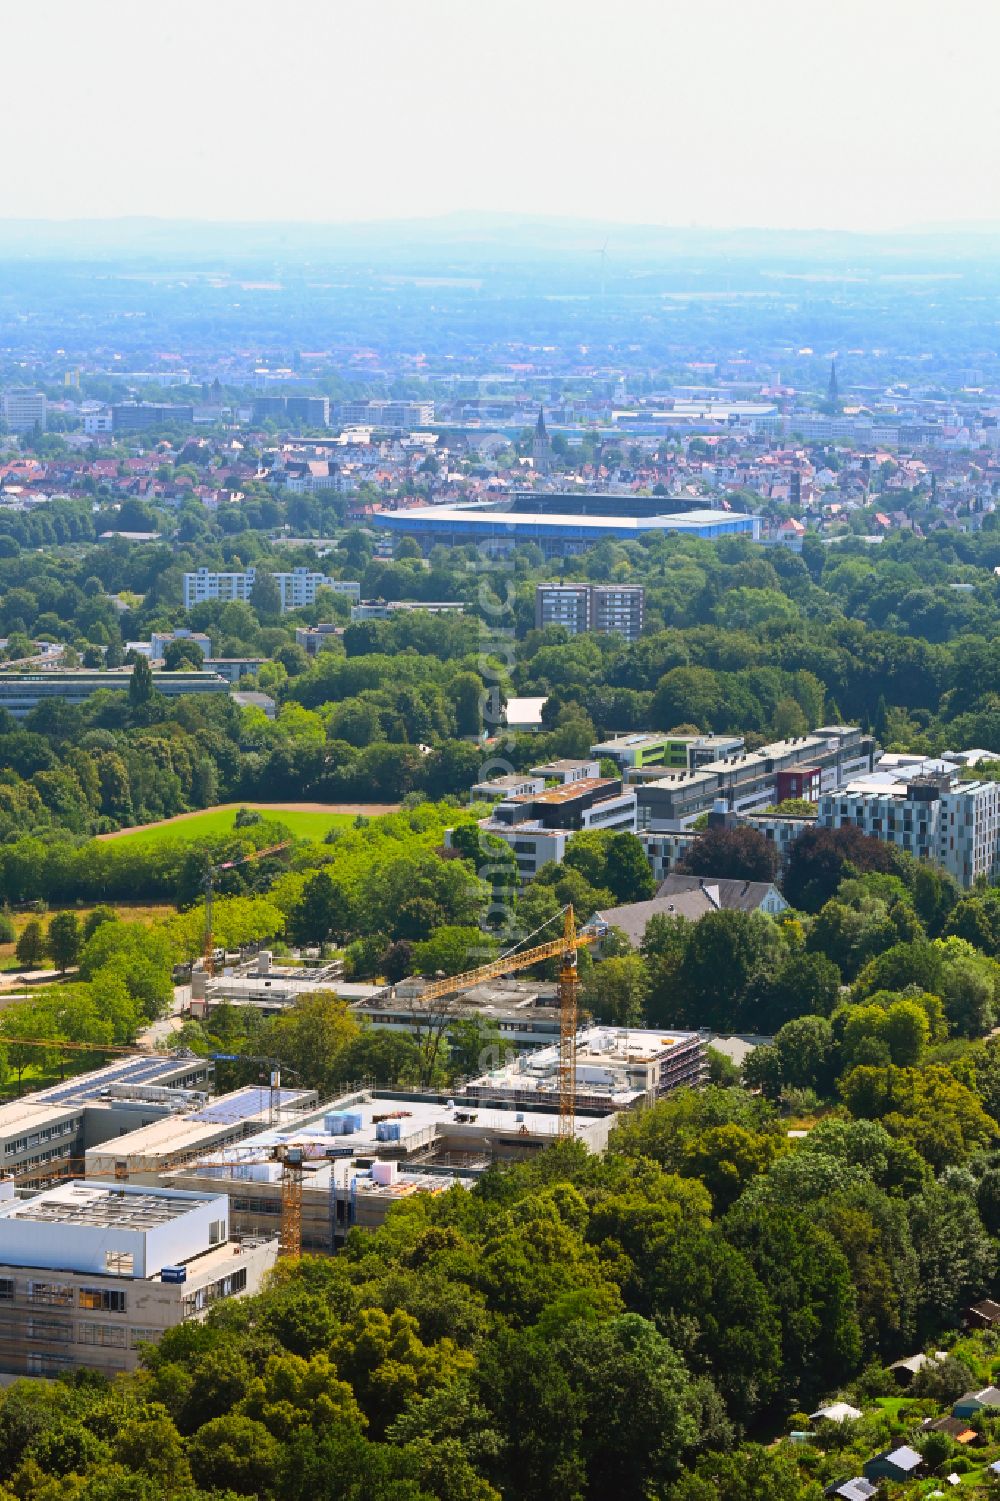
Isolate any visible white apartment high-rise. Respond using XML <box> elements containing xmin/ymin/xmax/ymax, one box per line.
<box><xmin>183</xmin><ymin>567</ymin><xmax>360</xmax><ymax>613</ymax></box>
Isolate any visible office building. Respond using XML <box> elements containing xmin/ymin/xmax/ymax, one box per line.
<box><xmin>535</xmin><ymin>582</ymin><xmax>645</xmax><ymax>642</ymax></box>
<box><xmin>340</xmin><ymin>400</ymin><xmax>434</xmax><ymax>428</ymax></box>
<box><xmin>637</xmin><ymin>726</ymin><xmax>876</xmax><ymax>830</ymax></box>
<box><xmin>471</xmin><ymin>772</ymin><xmax>546</xmax><ymax>800</ymax></box>
<box><xmin>1</xmin><ymin>391</ymin><xmax>47</xmax><ymax>435</ymax></box>
<box><xmin>251</xmin><ymin>395</ymin><xmax>287</xmax><ymax>421</ymax></box>
<box><xmin>0</xmin><ymin>669</ymin><xmax>228</xmax><ymax>719</ymax></box>
<box><xmin>464</xmin><ymin>1026</ymin><xmax>707</xmax><ymax>1112</ymax></box>
<box><xmin>84</xmin><ymin>1082</ymin><xmax>318</xmax><ymax>1183</ymax></box>
<box><xmin>0</xmin><ymin>1180</ymin><xmax>276</xmax><ymax>1377</ymax></box>
<box><xmin>775</xmin><ymin>766</ymin><xmax>822</xmax><ymax>802</ymax></box>
<box><xmin>111</xmin><ymin>403</ymin><xmax>195</xmax><ymax>432</ymax></box>
<box><xmin>250</xmin><ymin>395</ymin><xmax>330</xmax><ymax>427</ymax></box>
<box><xmin>478</xmin><ymin>777</ymin><xmax>638</xmax><ymax>881</ymax></box>
<box><xmin>592</xmin><ymin>734</ymin><xmax>748</xmax><ymax>781</ymax></box>
<box><xmin>377</xmin><ymin>504</ymin><xmax>759</xmax><ymax>558</ymax></box>
<box><xmin>183</xmin><ymin>567</ymin><xmax>359</xmax><ymax>613</ymax></box>
<box><xmin>530</xmin><ymin>758</ymin><xmax>602</xmax><ymax>784</ymax></box>
<box><xmin>284</xmin><ymin>395</ymin><xmax>330</xmax><ymax>426</ymax></box>
<box><xmin>817</xmin><ymin>762</ymin><xmax>1000</xmax><ymax>888</ymax></box>
<box><xmin>592</xmin><ymin>733</ymin><xmax>681</xmax><ymax>774</ymax></box>
<box><xmin>688</xmin><ymin>734</ymin><xmax>746</xmax><ymax>768</ymax></box>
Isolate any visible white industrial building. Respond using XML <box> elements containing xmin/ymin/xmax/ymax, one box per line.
<box><xmin>0</xmin><ymin>1180</ymin><xmax>276</xmax><ymax>1377</ymax></box>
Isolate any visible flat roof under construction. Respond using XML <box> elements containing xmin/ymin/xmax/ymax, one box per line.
<box><xmin>466</xmin><ymin>1026</ymin><xmax>702</xmax><ymax>1107</ymax></box>
<box><xmin>182</xmin><ymin>1091</ymin><xmax>608</xmax><ymax>1167</ymax></box>
<box><xmin>2</xmin><ymin>1181</ymin><xmax>200</xmax><ymax>1231</ymax></box>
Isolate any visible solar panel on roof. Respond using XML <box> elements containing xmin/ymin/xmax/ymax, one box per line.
<box><xmin>37</xmin><ymin>1056</ymin><xmax>192</xmax><ymax>1104</ymax></box>
<box><xmin>194</xmin><ymin>1087</ymin><xmax>305</xmax><ymax>1124</ymax></box>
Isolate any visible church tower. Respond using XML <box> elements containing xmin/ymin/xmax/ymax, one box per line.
<box><xmin>532</xmin><ymin>407</ymin><xmax>552</xmax><ymax>474</ymax></box>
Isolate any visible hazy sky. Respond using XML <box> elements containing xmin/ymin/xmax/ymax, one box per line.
<box><xmin>5</xmin><ymin>0</ymin><xmax>995</xmax><ymax>230</ymax></box>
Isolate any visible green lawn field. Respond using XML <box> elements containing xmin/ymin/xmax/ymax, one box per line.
<box><xmin>104</xmin><ymin>805</ymin><xmax>360</xmax><ymax>848</ymax></box>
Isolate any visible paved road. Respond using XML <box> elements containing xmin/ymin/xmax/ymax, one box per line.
<box><xmin>137</xmin><ymin>985</ymin><xmax>190</xmax><ymax>1050</ymax></box>
<box><xmin>0</xmin><ymin>966</ymin><xmax>65</xmax><ymax>992</ymax></box>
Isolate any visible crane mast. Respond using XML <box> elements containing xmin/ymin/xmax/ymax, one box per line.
<box><xmin>557</xmin><ymin>905</ymin><xmax>580</xmax><ymax>1138</ymax></box>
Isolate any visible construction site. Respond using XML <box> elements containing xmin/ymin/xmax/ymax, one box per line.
<box><xmin>0</xmin><ymin>905</ymin><xmax>706</xmax><ymax>1372</ymax></box>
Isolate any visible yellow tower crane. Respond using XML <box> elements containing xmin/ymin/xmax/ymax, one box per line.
<box><xmin>0</xmin><ymin>909</ymin><xmax>597</xmax><ymax>1257</ymax></box>
<box><xmin>394</xmin><ymin>905</ymin><xmax>595</xmax><ymax>1138</ymax></box>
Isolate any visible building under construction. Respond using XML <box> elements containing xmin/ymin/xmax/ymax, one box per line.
<box><xmin>463</xmin><ymin>1026</ymin><xmax>707</xmax><ymax>1111</ymax></box>
<box><xmin>99</xmin><ymin>1086</ymin><xmax>616</xmax><ymax>1251</ymax></box>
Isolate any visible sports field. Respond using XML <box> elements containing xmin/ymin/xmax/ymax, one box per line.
<box><xmin>96</xmin><ymin>802</ymin><xmax>392</xmax><ymax>847</ymax></box>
